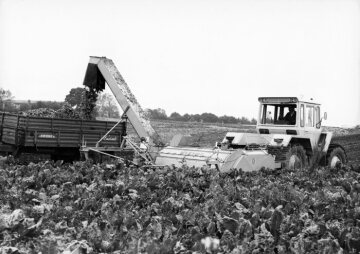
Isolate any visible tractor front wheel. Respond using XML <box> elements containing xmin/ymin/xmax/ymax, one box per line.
<box><xmin>286</xmin><ymin>146</ymin><xmax>307</xmax><ymax>170</ymax></box>
<box><xmin>328</xmin><ymin>147</ymin><xmax>347</xmax><ymax>169</ymax></box>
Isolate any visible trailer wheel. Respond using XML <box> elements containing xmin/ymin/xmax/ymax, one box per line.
<box><xmin>328</xmin><ymin>147</ymin><xmax>346</xmax><ymax>169</ymax></box>
<box><xmin>286</xmin><ymin>146</ymin><xmax>307</xmax><ymax>169</ymax></box>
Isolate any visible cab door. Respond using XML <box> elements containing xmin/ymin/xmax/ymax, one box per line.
<box><xmin>303</xmin><ymin>104</ymin><xmax>322</xmax><ymax>149</ymax></box>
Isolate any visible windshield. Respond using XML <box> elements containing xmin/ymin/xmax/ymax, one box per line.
<box><xmin>260</xmin><ymin>104</ymin><xmax>297</xmax><ymax>125</ymax></box>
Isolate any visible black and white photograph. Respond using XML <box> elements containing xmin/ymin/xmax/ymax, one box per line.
<box><xmin>0</xmin><ymin>0</ymin><xmax>359</xmax><ymax>253</ymax></box>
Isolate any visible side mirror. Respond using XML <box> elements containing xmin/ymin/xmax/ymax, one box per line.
<box><xmin>324</xmin><ymin>112</ymin><xmax>327</xmax><ymax>120</ymax></box>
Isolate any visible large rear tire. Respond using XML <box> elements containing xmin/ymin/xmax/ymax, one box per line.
<box><xmin>328</xmin><ymin>147</ymin><xmax>347</xmax><ymax>169</ymax></box>
<box><xmin>286</xmin><ymin>146</ymin><xmax>307</xmax><ymax>169</ymax></box>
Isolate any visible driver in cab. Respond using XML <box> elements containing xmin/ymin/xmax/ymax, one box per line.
<box><xmin>284</xmin><ymin>106</ymin><xmax>296</xmax><ymax>125</ymax></box>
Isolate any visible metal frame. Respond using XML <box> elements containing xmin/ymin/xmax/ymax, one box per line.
<box><xmin>79</xmin><ymin>105</ymin><xmax>155</xmax><ymax>165</ymax></box>
<box><xmin>122</xmin><ymin>136</ymin><xmax>153</xmax><ymax>164</ymax></box>
<box><xmin>83</xmin><ymin>57</ymin><xmax>164</xmax><ymax>160</ymax></box>
<box><xmin>95</xmin><ymin>106</ymin><xmax>129</xmax><ymax>147</ymax></box>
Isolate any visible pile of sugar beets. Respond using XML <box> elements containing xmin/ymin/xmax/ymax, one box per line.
<box><xmin>1</xmin><ymin>156</ymin><xmax>360</xmax><ymax>253</ymax></box>
<box><xmin>20</xmin><ymin>88</ymin><xmax>98</xmax><ymax>120</ymax></box>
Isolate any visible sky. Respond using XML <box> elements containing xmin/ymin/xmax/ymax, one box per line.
<box><xmin>0</xmin><ymin>0</ymin><xmax>359</xmax><ymax>127</ymax></box>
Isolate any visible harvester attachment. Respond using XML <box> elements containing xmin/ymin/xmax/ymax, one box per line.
<box><xmin>82</xmin><ymin>56</ymin><xmax>164</xmax><ymax>161</ymax></box>
<box><xmin>155</xmin><ymin>146</ymin><xmax>276</xmax><ymax>172</ymax></box>
<box><xmin>220</xmin><ymin>149</ymin><xmax>275</xmax><ymax>172</ymax></box>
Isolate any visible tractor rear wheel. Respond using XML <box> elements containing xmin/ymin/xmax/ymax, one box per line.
<box><xmin>328</xmin><ymin>147</ymin><xmax>346</xmax><ymax>169</ymax></box>
<box><xmin>286</xmin><ymin>146</ymin><xmax>307</xmax><ymax>169</ymax></box>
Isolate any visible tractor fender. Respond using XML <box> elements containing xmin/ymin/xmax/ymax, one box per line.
<box><xmin>269</xmin><ymin>135</ymin><xmax>313</xmax><ymax>158</ymax></box>
<box><xmin>321</xmin><ymin>132</ymin><xmax>333</xmax><ymax>153</ymax></box>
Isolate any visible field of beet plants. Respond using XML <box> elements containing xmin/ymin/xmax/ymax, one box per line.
<box><xmin>1</xmin><ymin>156</ymin><xmax>360</xmax><ymax>253</ymax></box>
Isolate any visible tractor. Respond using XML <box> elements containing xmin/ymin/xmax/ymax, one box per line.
<box><xmin>225</xmin><ymin>97</ymin><xmax>347</xmax><ymax>169</ymax></box>
<box><xmin>156</xmin><ymin>97</ymin><xmax>347</xmax><ymax>171</ymax></box>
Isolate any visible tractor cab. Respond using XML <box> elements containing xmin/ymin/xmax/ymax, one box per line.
<box><xmin>257</xmin><ymin>97</ymin><xmax>325</xmax><ymax>137</ymax></box>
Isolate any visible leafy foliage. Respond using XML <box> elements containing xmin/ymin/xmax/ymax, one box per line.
<box><xmin>0</xmin><ymin>88</ymin><xmax>13</xmax><ymax>102</ymax></box>
<box><xmin>145</xmin><ymin>108</ymin><xmax>168</xmax><ymax>120</ymax></box>
<box><xmin>1</xmin><ymin>159</ymin><xmax>360</xmax><ymax>253</ymax></box>
<box><xmin>79</xmin><ymin>88</ymin><xmax>98</xmax><ymax>120</ymax></box>
<box><xmin>65</xmin><ymin>87</ymin><xmax>86</xmax><ymax>108</ymax></box>
<box><xmin>0</xmin><ymin>87</ymin><xmax>16</xmax><ymax>112</ymax></box>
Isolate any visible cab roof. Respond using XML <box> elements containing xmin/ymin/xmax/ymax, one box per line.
<box><xmin>258</xmin><ymin>97</ymin><xmax>320</xmax><ymax>105</ymax></box>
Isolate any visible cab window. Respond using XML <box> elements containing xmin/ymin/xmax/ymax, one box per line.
<box><xmin>300</xmin><ymin>104</ymin><xmax>304</xmax><ymax>127</ymax></box>
<box><xmin>260</xmin><ymin>104</ymin><xmax>274</xmax><ymax>124</ymax></box>
<box><xmin>260</xmin><ymin>104</ymin><xmax>297</xmax><ymax>125</ymax></box>
<box><xmin>306</xmin><ymin>105</ymin><xmax>314</xmax><ymax>127</ymax></box>
<box><xmin>315</xmin><ymin>106</ymin><xmax>321</xmax><ymax>128</ymax></box>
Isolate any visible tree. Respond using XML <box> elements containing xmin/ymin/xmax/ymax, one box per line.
<box><xmin>201</xmin><ymin>112</ymin><xmax>218</xmax><ymax>123</ymax></box>
<box><xmin>170</xmin><ymin>112</ymin><xmax>183</xmax><ymax>121</ymax></box>
<box><xmin>0</xmin><ymin>88</ymin><xmax>14</xmax><ymax>111</ymax></box>
<box><xmin>219</xmin><ymin>115</ymin><xmax>238</xmax><ymax>124</ymax></box>
<box><xmin>239</xmin><ymin>116</ymin><xmax>251</xmax><ymax>124</ymax></box>
<box><xmin>183</xmin><ymin>113</ymin><xmax>191</xmax><ymax>121</ymax></box>
<box><xmin>146</xmin><ymin>108</ymin><xmax>168</xmax><ymax>120</ymax></box>
<box><xmin>96</xmin><ymin>93</ymin><xmax>120</xmax><ymax>118</ymax></box>
<box><xmin>65</xmin><ymin>87</ymin><xmax>85</xmax><ymax>107</ymax></box>
<box><xmin>0</xmin><ymin>88</ymin><xmax>13</xmax><ymax>101</ymax></box>
<box><xmin>191</xmin><ymin>114</ymin><xmax>202</xmax><ymax>122</ymax></box>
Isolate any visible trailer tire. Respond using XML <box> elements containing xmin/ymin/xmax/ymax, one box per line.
<box><xmin>328</xmin><ymin>147</ymin><xmax>346</xmax><ymax>169</ymax></box>
<box><xmin>286</xmin><ymin>146</ymin><xmax>307</xmax><ymax>170</ymax></box>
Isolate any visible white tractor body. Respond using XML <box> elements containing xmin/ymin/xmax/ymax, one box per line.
<box><xmin>155</xmin><ymin>132</ymin><xmax>278</xmax><ymax>172</ymax></box>
<box><xmin>155</xmin><ymin>97</ymin><xmax>338</xmax><ymax>171</ymax></box>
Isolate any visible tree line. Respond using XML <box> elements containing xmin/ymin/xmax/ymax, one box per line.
<box><xmin>1</xmin><ymin>87</ymin><xmax>256</xmax><ymax>124</ymax></box>
<box><xmin>146</xmin><ymin>108</ymin><xmax>257</xmax><ymax>125</ymax></box>
<box><xmin>0</xmin><ymin>87</ymin><xmax>121</xmax><ymax>119</ymax></box>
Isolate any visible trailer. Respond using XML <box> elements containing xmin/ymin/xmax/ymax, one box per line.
<box><xmin>0</xmin><ymin>112</ymin><xmax>129</xmax><ymax>162</ymax></box>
